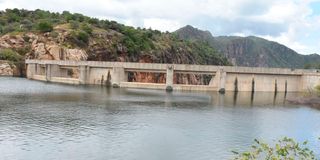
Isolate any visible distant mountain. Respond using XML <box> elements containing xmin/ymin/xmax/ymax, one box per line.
<box><xmin>175</xmin><ymin>25</ymin><xmax>320</xmax><ymax>68</ymax></box>
<box><xmin>174</xmin><ymin>25</ymin><xmax>213</xmax><ymax>42</ymax></box>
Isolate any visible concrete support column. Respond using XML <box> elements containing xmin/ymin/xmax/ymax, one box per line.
<box><xmin>35</xmin><ymin>64</ymin><xmax>41</xmax><ymax>75</ymax></box>
<box><xmin>219</xmin><ymin>71</ymin><xmax>227</xmax><ymax>93</ymax></box>
<box><xmin>86</xmin><ymin>66</ymin><xmax>90</xmax><ymax>83</ymax></box>
<box><xmin>166</xmin><ymin>65</ymin><xmax>174</xmax><ymax>91</ymax></box>
<box><xmin>26</xmin><ymin>63</ymin><xmax>36</xmax><ymax>79</ymax></box>
<box><xmin>79</xmin><ymin>65</ymin><xmax>88</xmax><ymax>84</ymax></box>
<box><xmin>209</xmin><ymin>68</ymin><xmax>227</xmax><ymax>93</ymax></box>
<box><xmin>45</xmin><ymin>64</ymin><xmax>51</xmax><ymax>82</ymax></box>
<box><xmin>40</xmin><ymin>64</ymin><xmax>46</xmax><ymax>75</ymax></box>
<box><xmin>112</xmin><ymin>67</ymin><xmax>126</xmax><ymax>88</ymax></box>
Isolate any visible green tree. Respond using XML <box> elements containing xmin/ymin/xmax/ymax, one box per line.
<box><xmin>73</xmin><ymin>13</ymin><xmax>85</xmax><ymax>22</ymax></box>
<box><xmin>36</xmin><ymin>21</ymin><xmax>53</xmax><ymax>33</ymax></box>
<box><xmin>62</xmin><ymin>11</ymin><xmax>73</xmax><ymax>22</ymax></box>
<box><xmin>88</xmin><ymin>18</ymin><xmax>99</xmax><ymax>25</ymax></box>
<box><xmin>5</xmin><ymin>10</ymin><xmax>20</xmax><ymax>23</ymax></box>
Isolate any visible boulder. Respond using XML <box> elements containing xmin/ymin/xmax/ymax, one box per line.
<box><xmin>31</xmin><ymin>41</ymin><xmax>88</xmax><ymax>61</ymax></box>
<box><xmin>0</xmin><ymin>61</ymin><xmax>14</xmax><ymax>76</ymax></box>
<box><xmin>47</xmin><ymin>45</ymin><xmax>62</xmax><ymax>60</ymax></box>
<box><xmin>33</xmin><ymin>43</ymin><xmax>46</xmax><ymax>56</ymax></box>
<box><xmin>0</xmin><ymin>34</ymin><xmax>26</xmax><ymax>49</ymax></box>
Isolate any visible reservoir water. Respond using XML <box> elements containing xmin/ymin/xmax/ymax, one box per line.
<box><xmin>0</xmin><ymin>77</ymin><xmax>319</xmax><ymax>160</ymax></box>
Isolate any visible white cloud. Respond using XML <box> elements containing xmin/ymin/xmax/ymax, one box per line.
<box><xmin>143</xmin><ymin>18</ymin><xmax>183</xmax><ymax>32</ymax></box>
<box><xmin>0</xmin><ymin>0</ymin><xmax>319</xmax><ymax>54</ymax></box>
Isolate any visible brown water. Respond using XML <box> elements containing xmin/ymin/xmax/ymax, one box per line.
<box><xmin>0</xmin><ymin>77</ymin><xmax>319</xmax><ymax>160</ymax></box>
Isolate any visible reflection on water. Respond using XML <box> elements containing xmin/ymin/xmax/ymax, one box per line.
<box><xmin>0</xmin><ymin>77</ymin><xmax>319</xmax><ymax>160</ymax></box>
<box><xmin>210</xmin><ymin>90</ymin><xmax>293</xmax><ymax>107</ymax></box>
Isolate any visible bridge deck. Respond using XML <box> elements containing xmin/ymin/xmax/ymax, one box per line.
<box><xmin>25</xmin><ymin>59</ymin><xmax>320</xmax><ymax>92</ymax></box>
<box><xmin>26</xmin><ymin>59</ymin><xmax>319</xmax><ymax>75</ymax></box>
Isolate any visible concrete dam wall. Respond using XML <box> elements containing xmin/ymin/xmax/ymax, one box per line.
<box><xmin>25</xmin><ymin>60</ymin><xmax>320</xmax><ymax>92</ymax></box>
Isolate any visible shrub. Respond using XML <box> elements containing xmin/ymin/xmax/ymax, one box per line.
<box><xmin>36</xmin><ymin>21</ymin><xmax>53</xmax><ymax>33</ymax></box>
<box><xmin>6</xmin><ymin>12</ymin><xmax>20</xmax><ymax>23</ymax></box>
<box><xmin>49</xmin><ymin>31</ymin><xmax>59</xmax><ymax>38</ymax></box>
<box><xmin>70</xmin><ymin>31</ymin><xmax>89</xmax><ymax>46</ymax></box>
<box><xmin>69</xmin><ymin>20</ymin><xmax>79</xmax><ymax>29</ymax></box>
<box><xmin>2</xmin><ymin>24</ymin><xmax>17</xmax><ymax>33</ymax></box>
<box><xmin>81</xmin><ymin>23</ymin><xmax>92</xmax><ymax>35</ymax></box>
<box><xmin>232</xmin><ymin>137</ymin><xmax>316</xmax><ymax>160</ymax></box>
<box><xmin>316</xmin><ymin>85</ymin><xmax>320</xmax><ymax>96</ymax></box>
<box><xmin>0</xmin><ymin>49</ymin><xmax>23</xmax><ymax>62</ymax></box>
<box><xmin>121</xmin><ymin>27</ymin><xmax>155</xmax><ymax>55</ymax></box>
<box><xmin>15</xmin><ymin>45</ymin><xmax>31</xmax><ymax>56</ymax></box>
<box><xmin>304</xmin><ymin>63</ymin><xmax>312</xmax><ymax>69</ymax></box>
<box><xmin>88</xmin><ymin>18</ymin><xmax>99</xmax><ymax>25</ymax></box>
<box><xmin>73</xmin><ymin>13</ymin><xmax>85</xmax><ymax>22</ymax></box>
<box><xmin>0</xmin><ymin>18</ymin><xmax>6</xmax><ymax>26</ymax></box>
<box><xmin>21</xmin><ymin>19</ymin><xmax>33</xmax><ymax>30</ymax></box>
<box><xmin>75</xmin><ymin>31</ymin><xmax>89</xmax><ymax>43</ymax></box>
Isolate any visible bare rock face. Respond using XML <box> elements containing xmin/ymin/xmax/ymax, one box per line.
<box><xmin>33</xmin><ymin>42</ymin><xmax>52</xmax><ymax>60</ymax></box>
<box><xmin>0</xmin><ymin>61</ymin><xmax>14</xmax><ymax>76</ymax></box>
<box><xmin>0</xmin><ymin>35</ymin><xmax>25</xmax><ymax>49</ymax></box>
<box><xmin>64</xmin><ymin>49</ymin><xmax>87</xmax><ymax>61</ymax></box>
<box><xmin>46</xmin><ymin>45</ymin><xmax>62</xmax><ymax>60</ymax></box>
<box><xmin>0</xmin><ymin>33</ymin><xmax>88</xmax><ymax>62</ymax></box>
<box><xmin>31</xmin><ymin>42</ymin><xmax>88</xmax><ymax>61</ymax></box>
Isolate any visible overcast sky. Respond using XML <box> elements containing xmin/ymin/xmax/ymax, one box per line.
<box><xmin>0</xmin><ymin>0</ymin><xmax>320</xmax><ymax>55</ymax></box>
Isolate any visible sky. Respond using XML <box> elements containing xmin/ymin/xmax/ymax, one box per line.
<box><xmin>0</xmin><ymin>0</ymin><xmax>320</xmax><ymax>55</ymax></box>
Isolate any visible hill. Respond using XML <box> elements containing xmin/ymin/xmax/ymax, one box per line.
<box><xmin>0</xmin><ymin>9</ymin><xmax>229</xmax><ymax>65</ymax></box>
<box><xmin>0</xmin><ymin>9</ymin><xmax>230</xmax><ymax>83</ymax></box>
<box><xmin>175</xmin><ymin>25</ymin><xmax>320</xmax><ymax>68</ymax></box>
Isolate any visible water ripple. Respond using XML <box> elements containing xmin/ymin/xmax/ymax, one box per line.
<box><xmin>0</xmin><ymin>77</ymin><xmax>319</xmax><ymax>160</ymax></box>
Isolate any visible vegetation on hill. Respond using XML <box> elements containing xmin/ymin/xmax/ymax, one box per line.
<box><xmin>0</xmin><ymin>9</ymin><xmax>230</xmax><ymax>67</ymax></box>
<box><xmin>0</xmin><ymin>48</ymin><xmax>22</xmax><ymax>62</ymax></box>
<box><xmin>304</xmin><ymin>61</ymin><xmax>320</xmax><ymax>69</ymax></box>
<box><xmin>175</xmin><ymin>25</ymin><xmax>320</xmax><ymax>68</ymax></box>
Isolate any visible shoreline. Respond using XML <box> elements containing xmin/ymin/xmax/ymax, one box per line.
<box><xmin>287</xmin><ymin>96</ymin><xmax>320</xmax><ymax>108</ymax></box>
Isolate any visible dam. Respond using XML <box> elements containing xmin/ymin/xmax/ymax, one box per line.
<box><xmin>25</xmin><ymin>59</ymin><xmax>320</xmax><ymax>92</ymax></box>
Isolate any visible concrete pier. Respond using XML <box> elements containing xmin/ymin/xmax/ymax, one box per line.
<box><xmin>25</xmin><ymin>60</ymin><xmax>320</xmax><ymax>92</ymax></box>
<box><xmin>166</xmin><ymin>65</ymin><xmax>174</xmax><ymax>91</ymax></box>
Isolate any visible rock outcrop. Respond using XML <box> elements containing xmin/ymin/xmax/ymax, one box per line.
<box><xmin>0</xmin><ymin>61</ymin><xmax>14</xmax><ymax>76</ymax></box>
<box><xmin>0</xmin><ymin>35</ymin><xmax>25</xmax><ymax>49</ymax></box>
<box><xmin>32</xmin><ymin>43</ymin><xmax>88</xmax><ymax>61</ymax></box>
<box><xmin>0</xmin><ymin>32</ymin><xmax>88</xmax><ymax>77</ymax></box>
<box><xmin>0</xmin><ymin>32</ymin><xmax>88</xmax><ymax>62</ymax></box>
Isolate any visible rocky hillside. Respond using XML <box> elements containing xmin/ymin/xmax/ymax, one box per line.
<box><xmin>175</xmin><ymin>25</ymin><xmax>320</xmax><ymax>68</ymax></box>
<box><xmin>0</xmin><ymin>60</ymin><xmax>16</xmax><ymax>76</ymax></box>
<box><xmin>0</xmin><ymin>9</ymin><xmax>230</xmax><ymax>84</ymax></box>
